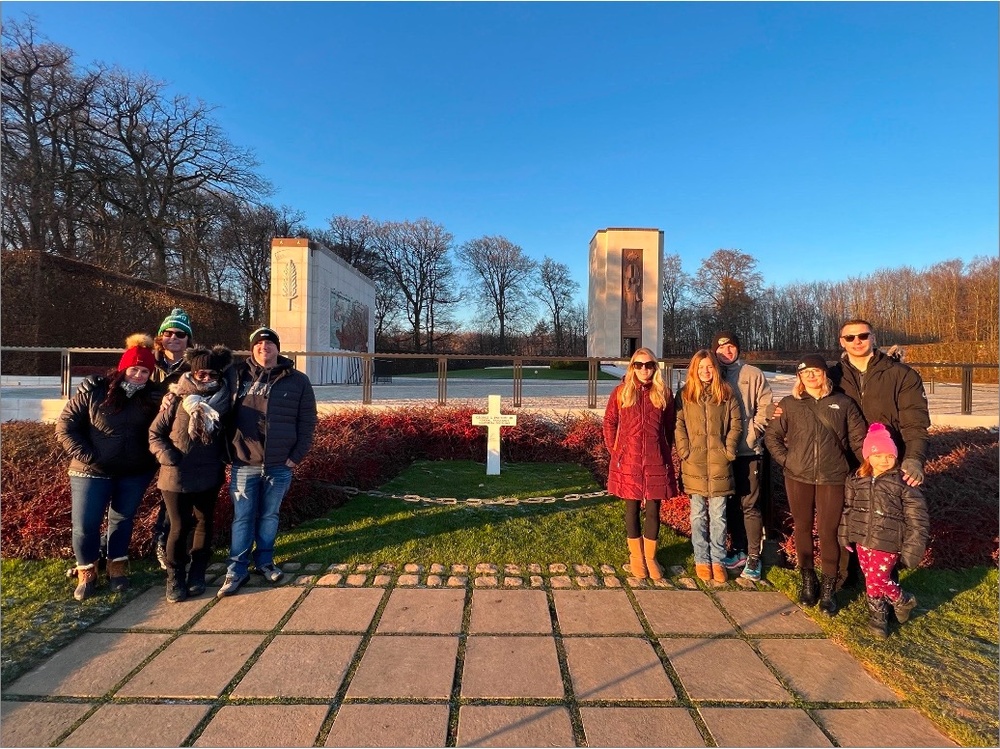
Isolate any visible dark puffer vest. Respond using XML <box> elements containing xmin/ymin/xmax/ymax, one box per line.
<box><xmin>603</xmin><ymin>383</ymin><xmax>678</xmax><ymax>501</ymax></box>
<box><xmin>839</xmin><ymin>468</ymin><xmax>929</xmax><ymax>569</ymax></box>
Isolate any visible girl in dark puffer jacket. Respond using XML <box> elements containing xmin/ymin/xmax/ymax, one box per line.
<box><xmin>839</xmin><ymin>423</ymin><xmax>929</xmax><ymax>638</ymax></box>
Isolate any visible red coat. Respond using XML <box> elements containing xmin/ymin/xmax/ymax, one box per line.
<box><xmin>603</xmin><ymin>382</ymin><xmax>679</xmax><ymax>501</ymax></box>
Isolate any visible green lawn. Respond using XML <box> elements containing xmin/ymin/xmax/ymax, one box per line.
<box><xmin>399</xmin><ymin>367</ymin><xmax>621</xmax><ymax>380</ymax></box>
<box><xmin>2</xmin><ymin>460</ymin><xmax>996</xmax><ymax>746</ymax></box>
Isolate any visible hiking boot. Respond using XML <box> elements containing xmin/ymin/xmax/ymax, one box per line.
<box><xmin>217</xmin><ymin>572</ymin><xmax>249</xmax><ymax>597</ymax></box>
<box><xmin>187</xmin><ymin>553</ymin><xmax>209</xmax><ymax>596</ymax></box>
<box><xmin>818</xmin><ymin>575</ymin><xmax>839</xmax><ymax>616</ymax></box>
<box><xmin>740</xmin><ymin>556</ymin><xmax>762</xmax><ymax>582</ymax></box>
<box><xmin>107</xmin><ymin>557</ymin><xmax>130</xmax><ymax>593</ymax></box>
<box><xmin>722</xmin><ymin>551</ymin><xmax>748</xmax><ymax>570</ymax></box>
<box><xmin>867</xmin><ymin>595</ymin><xmax>889</xmax><ymax>638</ymax></box>
<box><xmin>165</xmin><ymin>566</ymin><xmax>188</xmax><ymax>604</ymax></box>
<box><xmin>255</xmin><ymin>564</ymin><xmax>284</xmax><ymax>583</ymax></box>
<box><xmin>73</xmin><ymin>563</ymin><xmax>98</xmax><ymax>601</ymax></box>
<box><xmin>892</xmin><ymin>591</ymin><xmax>918</xmax><ymax>623</ymax></box>
<box><xmin>799</xmin><ymin>568</ymin><xmax>819</xmax><ymax>607</ymax></box>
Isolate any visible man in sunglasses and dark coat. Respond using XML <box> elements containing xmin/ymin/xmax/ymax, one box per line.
<box><xmin>829</xmin><ymin>318</ymin><xmax>930</xmax><ymax>488</ymax></box>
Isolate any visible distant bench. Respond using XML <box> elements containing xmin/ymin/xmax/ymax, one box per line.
<box><xmin>374</xmin><ymin>359</ymin><xmax>393</xmax><ymax>384</ymax></box>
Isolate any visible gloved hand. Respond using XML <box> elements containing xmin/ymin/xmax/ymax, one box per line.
<box><xmin>901</xmin><ymin>458</ymin><xmax>924</xmax><ymax>487</ymax></box>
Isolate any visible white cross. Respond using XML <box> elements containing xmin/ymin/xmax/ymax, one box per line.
<box><xmin>471</xmin><ymin>394</ymin><xmax>518</xmax><ymax>475</ymax></box>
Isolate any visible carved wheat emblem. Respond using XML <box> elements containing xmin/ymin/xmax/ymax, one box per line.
<box><xmin>282</xmin><ymin>260</ymin><xmax>298</xmax><ymax>310</ymax></box>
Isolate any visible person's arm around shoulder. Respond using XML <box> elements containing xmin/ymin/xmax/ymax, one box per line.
<box><xmin>844</xmin><ymin>397</ymin><xmax>868</xmax><ymax>463</ymax></box>
<box><xmin>749</xmin><ymin>368</ymin><xmax>773</xmax><ymax>450</ymax></box>
<box><xmin>763</xmin><ymin>397</ymin><xmax>790</xmax><ymax>465</ymax></box>
<box><xmin>286</xmin><ymin>374</ymin><xmax>318</xmax><ymax>468</ymax></box>
<box><xmin>897</xmin><ymin>365</ymin><xmax>930</xmax><ymax>485</ymax></box>
<box><xmin>899</xmin><ymin>481</ymin><xmax>930</xmax><ymax>569</ymax></box>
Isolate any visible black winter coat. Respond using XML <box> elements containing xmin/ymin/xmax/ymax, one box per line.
<box><xmin>148</xmin><ymin>374</ymin><xmax>232</xmax><ymax>493</ymax></box>
<box><xmin>56</xmin><ymin>376</ymin><xmax>160</xmax><ymax>477</ymax></box>
<box><xmin>229</xmin><ymin>355</ymin><xmax>318</xmax><ymax>467</ymax></box>
<box><xmin>829</xmin><ymin>350</ymin><xmax>930</xmax><ymax>464</ymax></box>
<box><xmin>765</xmin><ymin>392</ymin><xmax>867</xmax><ymax>485</ymax></box>
<box><xmin>839</xmin><ymin>469</ymin><xmax>929</xmax><ymax>569</ymax></box>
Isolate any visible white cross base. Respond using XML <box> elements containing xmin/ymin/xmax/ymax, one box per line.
<box><xmin>471</xmin><ymin>394</ymin><xmax>518</xmax><ymax>475</ymax></box>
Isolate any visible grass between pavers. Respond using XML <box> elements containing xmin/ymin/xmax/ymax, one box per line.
<box><xmin>2</xmin><ymin>459</ymin><xmax>996</xmax><ymax>747</ymax></box>
<box><xmin>398</xmin><ymin>367</ymin><xmax>620</xmax><ymax>381</ymax></box>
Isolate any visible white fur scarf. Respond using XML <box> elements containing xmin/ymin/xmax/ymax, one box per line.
<box><xmin>181</xmin><ymin>394</ymin><xmax>220</xmax><ymax>445</ymax></box>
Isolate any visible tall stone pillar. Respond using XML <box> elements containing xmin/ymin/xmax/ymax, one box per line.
<box><xmin>587</xmin><ymin>228</ymin><xmax>664</xmax><ymax>359</ymax></box>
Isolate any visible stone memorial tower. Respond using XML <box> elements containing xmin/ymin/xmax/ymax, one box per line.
<box><xmin>269</xmin><ymin>237</ymin><xmax>376</xmax><ymax>384</ymax></box>
<box><xmin>587</xmin><ymin>228</ymin><xmax>664</xmax><ymax>359</ymax></box>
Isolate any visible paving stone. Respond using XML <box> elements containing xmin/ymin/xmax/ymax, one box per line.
<box><xmin>404</xmin><ymin>563</ymin><xmax>423</xmax><ymax>573</ymax></box>
<box><xmin>447</xmin><ymin>575</ymin><xmax>468</xmax><ymax>587</ymax></box>
<box><xmin>328</xmin><ymin>563</ymin><xmax>350</xmax><ymax>572</ymax></box>
<box><xmin>735</xmin><ymin>576</ymin><xmax>757</xmax><ymax>589</ymax></box>
<box><xmin>563</xmin><ymin>637</ymin><xmax>676</xmax><ymax>701</ymax></box>
<box><xmin>346</xmin><ymin>635</ymin><xmax>459</xmax><ymax>699</ymax></box>
<box><xmin>527</xmin><ymin>563</ymin><xmax>543</xmax><ymax>574</ymax></box>
<box><xmin>6</xmin><ymin>632</ymin><xmax>170</xmax><ymax>697</ymax></box>
<box><xmin>346</xmin><ymin>574</ymin><xmax>368</xmax><ymax>586</ymax></box>
<box><xmin>397</xmin><ymin>574</ymin><xmax>420</xmax><ymax>586</ymax></box>
<box><xmin>700</xmin><ymin>707</ymin><xmax>832</xmax><ymax>747</ymax></box>
<box><xmin>325</xmin><ymin>704</ymin><xmax>450</xmax><ymax>747</ymax></box>
<box><xmin>61</xmin><ymin>703</ymin><xmax>211</xmax><ymax>747</ymax></box>
<box><xmin>576</xmin><ymin>575</ymin><xmax>599</xmax><ymax>587</ymax></box>
<box><xmin>476</xmin><ymin>563</ymin><xmax>498</xmax><ymax>574</ymax></box>
<box><xmin>530</xmin><ymin>575</ymin><xmax>544</xmax><ymax>587</ymax></box>
<box><xmin>316</xmin><ymin>573</ymin><xmax>343</xmax><ymax>586</ymax></box>
<box><xmin>600</xmin><ymin>564</ymin><xmax>617</xmax><ymax>574</ymax></box>
<box><xmin>452</xmin><ymin>564</ymin><xmax>469</xmax><ymax>574</ymax></box>
<box><xmin>756</xmin><ymin>639</ymin><xmax>900</xmax><ymax>702</ymax></box>
<box><xmin>95</xmin><ymin>587</ymin><xmax>212</xmax><ymax>630</ymax></box>
<box><xmin>633</xmin><ymin>590</ymin><xmax>735</xmax><ymax>635</ymax></box>
<box><xmin>194</xmin><ymin>704</ymin><xmax>328</xmax><ymax>747</ymax></box>
<box><xmin>294</xmin><ymin>575</ymin><xmax>316</xmax><ymax>585</ymax></box>
<box><xmin>651</xmin><ymin>578</ymin><xmax>675</xmax><ymax>588</ymax></box>
<box><xmin>574</xmin><ymin>564</ymin><xmax>595</xmax><ymax>574</ymax></box>
<box><xmin>208</xmin><ymin>562</ymin><xmax>226</xmax><ymax>573</ymax></box>
<box><xmin>553</xmin><ymin>590</ymin><xmax>644</xmax><ymax>634</ymax></box>
<box><xmin>429</xmin><ymin>563</ymin><xmax>447</xmax><ymax>574</ymax></box>
<box><xmin>659</xmin><ymin>638</ymin><xmax>792</xmax><ymax>702</ymax></box>
<box><xmin>813</xmin><ymin>707</ymin><xmax>959</xmax><ymax>747</ymax></box>
<box><xmin>714</xmin><ymin>591</ymin><xmax>823</xmax><ymax>634</ymax></box>
<box><xmin>626</xmin><ymin>576</ymin><xmax>647</xmax><ymax>587</ymax></box>
<box><xmin>549</xmin><ymin>574</ymin><xmax>573</xmax><ymax>588</ymax></box>
<box><xmin>470</xmin><ymin>590</ymin><xmax>551</xmax><ymax>634</ymax></box>
<box><xmin>462</xmin><ymin>635</ymin><xmax>564</xmax><ymax>698</ymax></box>
<box><xmin>232</xmin><ymin>634</ymin><xmax>361</xmax><ymax>698</ymax></box>
<box><xmin>116</xmin><ymin>633</ymin><xmax>265</xmax><ymax>698</ymax></box>
<box><xmin>191</xmin><ymin>587</ymin><xmax>302</xmax><ymax>631</ymax></box>
<box><xmin>549</xmin><ymin>563</ymin><xmax>567</xmax><ymax>573</ymax></box>
<box><xmin>282</xmin><ymin>562</ymin><xmax>302</xmax><ymax>572</ymax></box>
<box><xmin>503</xmin><ymin>576</ymin><xmax>523</xmax><ymax>587</ymax></box>
<box><xmin>676</xmin><ymin>577</ymin><xmax>699</xmax><ymax>589</ymax></box>
<box><xmin>355</xmin><ymin>563</ymin><xmax>374</xmax><ymax>572</ymax></box>
<box><xmin>669</xmin><ymin>565</ymin><xmax>687</xmax><ymax>576</ymax></box>
<box><xmin>456</xmin><ymin>705</ymin><xmax>574</xmax><ymax>748</ymax></box>
<box><xmin>305</xmin><ymin>563</ymin><xmax>323</xmax><ymax>572</ymax></box>
<box><xmin>373</xmin><ymin>574</ymin><xmax>393</xmax><ymax>586</ymax></box>
<box><xmin>377</xmin><ymin>588</ymin><xmax>465</xmax><ymax>634</ymax></box>
<box><xmin>604</xmin><ymin>576</ymin><xmax>623</xmax><ymax>587</ymax></box>
<box><xmin>475</xmin><ymin>575</ymin><xmax>498</xmax><ymax>587</ymax></box>
<box><xmin>580</xmin><ymin>706</ymin><xmax>704</xmax><ymax>747</ymax></box>
<box><xmin>378</xmin><ymin>563</ymin><xmax>396</xmax><ymax>573</ymax></box>
<box><xmin>0</xmin><ymin>701</ymin><xmax>92</xmax><ymax>746</ymax></box>
<box><xmin>504</xmin><ymin>564</ymin><xmax>521</xmax><ymax>575</ymax></box>
<box><xmin>426</xmin><ymin>574</ymin><xmax>443</xmax><ymax>586</ymax></box>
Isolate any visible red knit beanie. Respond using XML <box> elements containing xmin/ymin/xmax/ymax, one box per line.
<box><xmin>862</xmin><ymin>423</ymin><xmax>898</xmax><ymax>460</ymax></box>
<box><xmin>117</xmin><ymin>333</ymin><xmax>156</xmax><ymax>372</ymax></box>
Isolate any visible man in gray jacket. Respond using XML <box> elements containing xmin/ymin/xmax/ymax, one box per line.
<box><xmin>218</xmin><ymin>327</ymin><xmax>318</xmax><ymax>597</ymax></box>
<box><xmin>713</xmin><ymin>331</ymin><xmax>773</xmax><ymax>582</ymax></box>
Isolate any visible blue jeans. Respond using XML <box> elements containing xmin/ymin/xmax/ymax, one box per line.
<box><xmin>227</xmin><ymin>464</ymin><xmax>293</xmax><ymax>576</ymax></box>
<box><xmin>689</xmin><ymin>494</ymin><xmax>728</xmax><ymax>566</ymax></box>
<box><xmin>70</xmin><ymin>472</ymin><xmax>153</xmax><ymax>564</ymax></box>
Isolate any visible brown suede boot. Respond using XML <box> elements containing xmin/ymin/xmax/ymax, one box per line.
<box><xmin>107</xmin><ymin>557</ymin><xmax>130</xmax><ymax>593</ymax></box>
<box><xmin>695</xmin><ymin>564</ymin><xmax>711</xmax><ymax>581</ymax></box>
<box><xmin>712</xmin><ymin>564</ymin><xmax>728</xmax><ymax>583</ymax></box>
<box><xmin>73</xmin><ymin>563</ymin><xmax>98</xmax><ymax>601</ymax></box>
<box><xmin>643</xmin><ymin>537</ymin><xmax>664</xmax><ymax>580</ymax></box>
<box><xmin>626</xmin><ymin>537</ymin><xmax>647</xmax><ymax>578</ymax></box>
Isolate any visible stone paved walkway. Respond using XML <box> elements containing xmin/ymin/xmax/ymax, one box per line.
<box><xmin>2</xmin><ymin>564</ymin><xmax>958</xmax><ymax>748</ymax></box>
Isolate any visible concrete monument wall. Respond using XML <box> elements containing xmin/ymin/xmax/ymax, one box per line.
<box><xmin>587</xmin><ymin>228</ymin><xmax>664</xmax><ymax>359</ymax></box>
<box><xmin>269</xmin><ymin>237</ymin><xmax>376</xmax><ymax>385</ymax></box>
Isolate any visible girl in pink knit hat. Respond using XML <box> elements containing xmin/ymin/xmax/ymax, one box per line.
<box><xmin>838</xmin><ymin>423</ymin><xmax>929</xmax><ymax>638</ymax></box>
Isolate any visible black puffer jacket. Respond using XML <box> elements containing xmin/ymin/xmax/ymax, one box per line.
<box><xmin>229</xmin><ymin>355</ymin><xmax>318</xmax><ymax>467</ymax></box>
<box><xmin>56</xmin><ymin>376</ymin><xmax>160</xmax><ymax>477</ymax></box>
<box><xmin>830</xmin><ymin>350</ymin><xmax>930</xmax><ymax>464</ymax></box>
<box><xmin>839</xmin><ymin>469</ymin><xmax>929</xmax><ymax>568</ymax></box>
<box><xmin>765</xmin><ymin>392</ymin><xmax>867</xmax><ymax>485</ymax></box>
<box><xmin>149</xmin><ymin>374</ymin><xmax>232</xmax><ymax>492</ymax></box>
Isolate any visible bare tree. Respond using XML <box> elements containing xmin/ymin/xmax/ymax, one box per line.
<box><xmin>534</xmin><ymin>256</ymin><xmax>579</xmax><ymax>355</ymax></box>
<box><xmin>692</xmin><ymin>248</ymin><xmax>763</xmax><ymax>332</ymax></box>
<box><xmin>660</xmin><ymin>252</ymin><xmax>690</xmax><ymax>354</ymax></box>
<box><xmin>459</xmin><ymin>235</ymin><xmax>538</xmax><ymax>353</ymax></box>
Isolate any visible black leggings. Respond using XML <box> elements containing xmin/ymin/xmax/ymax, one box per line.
<box><xmin>785</xmin><ymin>478</ymin><xmax>844</xmax><ymax>577</ymax></box>
<box><xmin>625</xmin><ymin>499</ymin><xmax>661</xmax><ymax>540</ymax></box>
<box><xmin>161</xmin><ymin>487</ymin><xmax>219</xmax><ymax>569</ymax></box>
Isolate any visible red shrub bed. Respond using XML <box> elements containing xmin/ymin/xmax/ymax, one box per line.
<box><xmin>3</xmin><ymin>413</ymin><xmax>995</xmax><ymax>570</ymax></box>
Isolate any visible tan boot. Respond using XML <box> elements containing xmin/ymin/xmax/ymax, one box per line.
<box><xmin>712</xmin><ymin>564</ymin><xmax>728</xmax><ymax>583</ymax></box>
<box><xmin>107</xmin><ymin>556</ymin><xmax>130</xmax><ymax>593</ymax></box>
<box><xmin>643</xmin><ymin>537</ymin><xmax>664</xmax><ymax>580</ymax></box>
<box><xmin>695</xmin><ymin>564</ymin><xmax>711</xmax><ymax>581</ymax></box>
<box><xmin>626</xmin><ymin>537</ymin><xmax>647</xmax><ymax>578</ymax></box>
<box><xmin>73</xmin><ymin>563</ymin><xmax>98</xmax><ymax>601</ymax></box>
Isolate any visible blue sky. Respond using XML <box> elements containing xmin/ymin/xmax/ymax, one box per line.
<box><xmin>8</xmin><ymin>2</ymin><xmax>998</xmax><ymax>301</ymax></box>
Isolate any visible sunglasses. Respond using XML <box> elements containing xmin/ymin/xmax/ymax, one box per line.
<box><xmin>161</xmin><ymin>330</ymin><xmax>188</xmax><ymax>339</ymax></box>
<box><xmin>632</xmin><ymin>361</ymin><xmax>657</xmax><ymax>370</ymax></box>
<box><xmin>841</xmin><ymin>332</ymin><xmax>871</xmax><ymax>342</ymax></box>
<box><xmin>193</xmin><ymin>369</ymin><xmax>220</xmax><ymax>381</ymax></box>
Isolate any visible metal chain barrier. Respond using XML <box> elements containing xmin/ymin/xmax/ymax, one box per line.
<box><xmin>323</xmin><ymin>485</ymin><xmax>609</xmax><ymax>507</ymax></box>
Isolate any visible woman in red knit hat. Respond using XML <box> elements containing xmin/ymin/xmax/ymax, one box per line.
<box><xmin>56</xmin><ymin>334</ymin><xmax>162</xmax><ymax>600</ymax></box>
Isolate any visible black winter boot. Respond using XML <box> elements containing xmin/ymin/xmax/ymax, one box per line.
<box><xmin>165</xmin><ymin>566</ymin><xmax>188</xmax><ymax>604</ymax></box>
<box><xmin>891</xmin><ymin>591</ymin><xmax>918</xmax><ymax>623</ymax></box>
<box><xmin>799</xmin><ymin>568</ymin><xmax>819</xmax><ymax>607</ymax></box>
<box><xmin>818</xmin><ymin>575</ymin><xmax>839</xmax><ymax>616</ymax></box>
<box><xmin>187</xmin><ymin>551</ymin><xmax>209</xmax><ymax>597</ymax></box>
<box><xmin>867</xmin><ymin>595</ymin><xmax>889</xmax><ymax>638</ymax></box>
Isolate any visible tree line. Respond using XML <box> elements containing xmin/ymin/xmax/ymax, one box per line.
<box><xmin>4</xmin><ymin>17</ymin><xmax>995</xmax><ymax>360</ymax></box>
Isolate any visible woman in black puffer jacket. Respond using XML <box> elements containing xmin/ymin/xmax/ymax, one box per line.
<box><xmin>56</xmin><ymin>334</ymin><xmax>161</xmax><ymax>601</ymax></box>
<box><xmin>765</xmin><ymin>354</ymin><xmax>866</xmax><ymax>615</ymax></box>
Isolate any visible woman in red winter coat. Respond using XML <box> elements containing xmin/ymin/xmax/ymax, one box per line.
<box><xmin>603</xmin><ymin>347</ymin><xmax>679</xmax><ymax>580</ymax></box>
